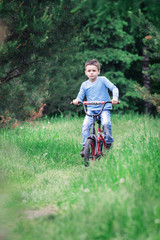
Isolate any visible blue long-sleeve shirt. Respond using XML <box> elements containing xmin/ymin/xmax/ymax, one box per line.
<box><xmin>77</xmin><ymin>76</ymin><xmax>119</xmax><ymax>110</ymax></box>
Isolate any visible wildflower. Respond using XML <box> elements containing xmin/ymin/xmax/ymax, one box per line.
<box><xmin>84</xmin><ymin>188</ymin><xmax>90</xmax><ymax>193</ymax></box>
<box><xmin>155</xmin><ymin>219</ymin><xmax>160</xmax><ymax>224</ymax></box>
<box><xmin>43</xmin><ymin>153</ymin><xmax>48</xmax><ymax>158</ymax></box>
<box><xmin>120</xmin><ymin>178</ymin><xmax>125</xmax><ymax>184</ymax></box>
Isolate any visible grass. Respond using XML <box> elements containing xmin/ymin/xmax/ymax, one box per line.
<box><xmin>0</xmin><ymin>113</ymin><xmax>160</xmax><ymax>240</ymax></box>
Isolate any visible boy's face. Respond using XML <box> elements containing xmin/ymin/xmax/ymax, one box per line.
<box><xmin>85</xmin><ymin>65</ymin><xmax>100</xmax><ymax>82</ymax></box>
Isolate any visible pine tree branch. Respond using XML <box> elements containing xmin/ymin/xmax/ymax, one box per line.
<box><xmin>0</xmin><ymin>68</ymin><xmax>21</xmax><ymax>85</ymax></box>
<box><xmin>0</xmin><ymin>59</ymin><xmax>46</xmax><ymax>85</ymax></box>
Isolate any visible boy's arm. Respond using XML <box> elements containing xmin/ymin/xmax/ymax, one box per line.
<box><xmin>112</xmin><ymin>97</ymin><xmax>118</xmax><ymax>105</ymax></box>
<box><xmin>73</xmin><ymin>98</ymin><xmax>79</xmax><ymax>105</ymax></box>
<box><xmin>112</xmin><ymin>86</ymin><xmax>119</xmax><ymax>104</ymax></box>
<box><xmin>73</xmin><ymin>83</ymin><xmax>85</xmax><ymax>105</ymax></box>
<box><xmin>104</xmin><ymin>77</ymin><xmax>119</xmax><ymax>104</ymax></box>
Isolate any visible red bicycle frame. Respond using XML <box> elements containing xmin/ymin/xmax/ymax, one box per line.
<box><xmin>97</xmin><ymin>128</ymin><xmax>106</xmax><ymax>155</ymax></box>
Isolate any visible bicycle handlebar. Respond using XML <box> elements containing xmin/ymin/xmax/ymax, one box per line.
<box><xmin>70</xmin><ymin>101</ymin><xmax>120</xmax><ymax>117</ymax></box>
<box><xmin>83</xmin><ymin>101</ymin><xmax>106</xmax><ymax>105</ymax></box>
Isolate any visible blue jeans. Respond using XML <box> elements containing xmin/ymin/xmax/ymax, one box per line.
<box><xmin>82</xmin><ymin>110</ymin><xmax>114</xmax><ymax>147</ymax></box>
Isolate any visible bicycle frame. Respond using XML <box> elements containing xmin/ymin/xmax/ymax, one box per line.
<box><xmin>82</xmin><ymin>101</ymin><xmax>112</xmax><ymax>157</ymax></box>
<box><xmin>86</xmin><ymin>114</ymin><xmax>105</xmax><ymax>157</ymax></box>
<box><xmin>97</xmin><ymin>117</ymin><xmax>107</xmax><ymax>155</ymax></box>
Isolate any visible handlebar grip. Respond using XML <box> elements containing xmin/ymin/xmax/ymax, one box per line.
<box><xmin>70</xmin><ymin>101</ymin><xmax>82</xmax><ymax>105</ymax></box>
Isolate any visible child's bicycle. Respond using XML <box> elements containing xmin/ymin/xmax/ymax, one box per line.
<box><xmin>71</xmin><ymin>100</ymin><xmax>120</xmax><ymax>167</ymax></box>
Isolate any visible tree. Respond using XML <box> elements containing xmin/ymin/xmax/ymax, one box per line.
<box><xmin>129</xmin><ymin>12</ymin><xmax>160</xmax><ymax>114</ymax></box>
<box><xmin>1</xmin><ymin>0</ymin><xmax>160</xmax><ymax>125</ymax></box>
<box><xmin>0</xmin><ymin>0</ymin><xmax>79</xmax><ymax>123</ymax></box>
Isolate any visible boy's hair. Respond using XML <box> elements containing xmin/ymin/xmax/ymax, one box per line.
<box><xmin>85</xmin><ymin>59</ymin><xmax>100</xmax><ymax>70</ymax></box>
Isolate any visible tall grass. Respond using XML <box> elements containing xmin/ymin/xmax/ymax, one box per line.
<box><xmin>0</xmin><ymin>113</ymin><xmax>160</xmax><ymax>240</ymax></box>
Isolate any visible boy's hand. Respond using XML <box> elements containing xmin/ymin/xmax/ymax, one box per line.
<box><xmin>73</xmin><ymin>99</ymin><xmax>80</xmax><ymax>105</ymax></box>
<box><xmin>112</xmin><ymin>97</ymin><xmax>118</xmax><ymax>105</ymax></box>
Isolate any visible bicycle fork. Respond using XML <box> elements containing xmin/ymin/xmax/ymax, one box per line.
<box><xmin>97</xmin><ymin>118</ymin><xmax>106</xmax><ymax>155</ymax></box>
<box><xmin>88</xmin><ymin>116</ymin><xmax>97</xmax><ymax>160</ymax></box>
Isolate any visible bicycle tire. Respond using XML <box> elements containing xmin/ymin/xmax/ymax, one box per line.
<box><xmin>100</xmin><ymin>140</ymin><xmax>107</xmax><ymax>156</ymax></box>
<box><xmin>84</xmin><ymin>138</ymin><xmax>95</xmax><ymax>167</ymax></box>
<box><xmin>99</xmin><ymin>140</ymin><xmax>103</xmax><ymax>155</ymax></box>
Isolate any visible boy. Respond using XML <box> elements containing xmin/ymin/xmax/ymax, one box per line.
<box><xmin>73</xmin><ymin>59</ymin><xmax>119</xmax><ymax>156</ymax></box>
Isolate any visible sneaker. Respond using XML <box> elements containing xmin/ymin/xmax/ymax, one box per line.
<box><xmin>106</xmin><ymin>143</ymin><xmax>112</xmax><ymax>150</ymax></box>
<box><xmin>80</xmin><ymin>147</ymin><xmax>85</xmax><ymax>157</ymax></box>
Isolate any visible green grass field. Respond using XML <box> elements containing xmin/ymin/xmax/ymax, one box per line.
<box><xmin>0</xmin><ymin>113</ymin><xmax>160</xmax><ymax>240</ymax></box>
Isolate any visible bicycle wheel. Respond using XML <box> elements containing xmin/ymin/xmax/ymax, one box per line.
<box><xmin>84</xmin><ymin>138</ymin><xmax>95</xmax><ymax>167</ymax></box>
<box><xmin>100</xmin><ymin>140</ymin><xmax>107</xmax><ymax>156</ymax></box>
<box><xmin>99</xmin><ymin>140</ymin><xmax>103</xmax><ymax>155</ymax></box>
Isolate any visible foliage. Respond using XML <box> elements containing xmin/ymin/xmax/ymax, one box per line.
<box><xmin>0</xmin><ymin>0</ymin><xmax>79</xmax><ymax>121</ymax></box>
<box><xmin>129</xmin><ymin>12</ymin><xmax>160</xmax><ymax>113</ymax></box>
<box><xmin>71</xmin><ymin>0</ymin><xmax>142</xmax><ymax>112</ymax></box>
<box><xmin>0</xmin><ymin>1</ymin><xmax>50</xmax><ymax>120</ymax></box>
<box><xmin>135</xmin><ymin>84</ymin><xmax>160</xmax><ymax>114</ymax></box>
<box><xmin>0</xmin><ymin>0</ymin><xmax>160</xmax><ymax>124</ymax></box>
